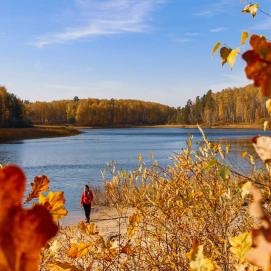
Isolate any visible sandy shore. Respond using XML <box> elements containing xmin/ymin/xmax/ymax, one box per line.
<box><xmin>61</xmin><ymin>206</ymin><xmax>132</xmax><ymax>239</ymax></box>
<box><xmin>0</xmin><ymin>126</ymin><xmax>81</xmax><ymax>143</ymax></box>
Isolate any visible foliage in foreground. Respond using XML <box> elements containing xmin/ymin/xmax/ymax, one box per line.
<box><xmin>36</xmin><ymin>131</ymin><xmax>271</xmax><ymax>271</ymax></box>
<box><xmin>0</xmin><ymin>166</ymin><xmax>68</xmax><ymax>271</ymax></box>
<box><xmin>2</xmin><ymin>132</ymin><xmax>271</xmax><ymax>271</ymax></box>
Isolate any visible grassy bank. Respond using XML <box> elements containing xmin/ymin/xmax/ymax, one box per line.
<box><xmin>0</xmin><ymin>126</ymin><xmax>80</xmax><ymax>143</ymax></box>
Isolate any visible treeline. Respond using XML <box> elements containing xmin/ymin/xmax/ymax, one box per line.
<box><xmin>0</xmin><ymin>86</ymin><xmax>30</xmax><ymax>128</ymax></box>
<box><xmin>1</xmin><ymin>84</ymin><xmax>268</xmax><ymax>128</ymax></box>
<box><xmin>171</xmin><ymin>85</ymin><xmax>268</xmax><ymax>125</ymax></box>
<box><xmin>26</xmin><ymin>98</ymin><xmax>175</xmax><ymax>126</ymax></box>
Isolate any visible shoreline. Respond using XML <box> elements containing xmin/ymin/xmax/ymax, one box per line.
<box><xmin>133</xmin><ymin>123</ymin><xmax>263</xmax><ymax>129</ymax></box>
<box><xmin>0</xmin><ymin>126</ymin><xmax>81</xmax><ymax>143</ymax></box>
<box><xmin>44</xmin><ymin>123</ymin><xmax>264</xmax><ymax>130</ymax></box>
<box><xmin>0</xmin><ymin>123</ymin><xmax>264</xmax><ymax>143</ymax></box>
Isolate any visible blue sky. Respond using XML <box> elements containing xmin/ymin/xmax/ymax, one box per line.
<box><xmin>0</xmin><ymin>0</ymin><xmax>270</xmax><ymax>107</ymax></box>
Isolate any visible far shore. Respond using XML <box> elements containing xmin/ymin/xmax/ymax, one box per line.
<box><xmin>42</xmin><ymin>123</ymin><xmax>264</xmax><ymax>130</ymax></box>
<box><xmin>134</xmin><ymin>123</ymin><xmax>263</xmax><ymax>129</ymax></box>
<box><xmin>0</xmin><ymin>123</ymin><xmax>264</xmax><ymax>143</ymax></box>
<box><xmin>0</xmin><ymin>126</ymin><xmax>81</xmax><ymax>143</ymax></box>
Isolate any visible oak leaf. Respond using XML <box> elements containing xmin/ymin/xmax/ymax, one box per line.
<box><xmin>78</xmin><ymin>222</ymin><xmax>99</xmax><ymax>236</ymax></box>
<box><xmin>25</xmin><ymin>175</ymin><xmax>49</xmax><ymax>203</ymax></box>
<box><xmin>243</xmin><ymin>35</ymin><xmax>271</xmax><ymax>97</ymax></box>
<box><xmin>0</xmin><ymin>165</ymin><xmax>58</xmax><ymax>271</ymax></box>
<box><xmin>39</xmin><ymin>191</ymin><xmax>68</xmax><ymax>222</ymax></box>
<box><xmin>68</xmin><ymin>243</ymin><xmax>93</xmax><ymax>258</ymax></box>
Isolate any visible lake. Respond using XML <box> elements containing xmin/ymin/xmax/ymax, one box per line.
<box><xmin>0</xmin><ymin>127</ymin><xmax>270</xmax><ymax>223</ymax></box>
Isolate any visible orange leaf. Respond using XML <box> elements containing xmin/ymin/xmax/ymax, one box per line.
<box><xmin>0</xmin><ymin>165</ymin><xmax>58</xmax><ymax>271</ymax></box>
<box><xmin>246</xmin><ymin>186</ymin><xmax>271</xmax><ymax>271</ymax></box>
<box><xmin>25</xmin><ymin>175</ymin><xmax>49</xmax><ymax>203</ymax></box>
<box><xmin>121</xmin><ymin>242</ymin><xmax>134</xmax><ymax>256</ymax></box>
<box><xmin>243</xmin><ymin>35</ymin><xmax>271</xmax><ymax>97</ymax></box>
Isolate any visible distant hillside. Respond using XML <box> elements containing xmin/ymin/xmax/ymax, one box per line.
<box><xmin>26</xmin><ymin>98</ymin><xmax>176</xmax><ymax>126</ymax></box>
<box><xmin>1</xmin><ymin>84</ymin><xmax>267</xmax><ymax>128</ymax></box>
<box><xmin>170</xmin><ymin>85</ymin><xmax>268</xmax><ymax>125</ymax></box>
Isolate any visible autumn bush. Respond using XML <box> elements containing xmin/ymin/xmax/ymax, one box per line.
<box><xmin>1</xmin><ymin>131</ymin><xmax>271</xmax><ymax>271</ymax></box>
<box><xmin>33</xmin><ymin>128</ymin><xmax>271</xmax><ymax>271</ymax></box>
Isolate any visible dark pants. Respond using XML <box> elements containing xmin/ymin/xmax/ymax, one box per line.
<box><xmin>83</xmin><ymin>203</ymin><xmax>91</xmax><ymax>223</ymax></box>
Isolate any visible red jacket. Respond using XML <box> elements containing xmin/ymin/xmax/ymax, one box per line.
<box><xmin>81</xmin><ymin>191</ymin><xmax>93</xmax><ymax>205</ymax></box>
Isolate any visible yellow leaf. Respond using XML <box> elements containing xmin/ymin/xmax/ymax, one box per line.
<box><xmin>127</xmin><ymin>213</ymin><xmax>142</xmax><ymax>239</ymax></box>
<box><xmin>242</xmin><ymin>3</ymin><xmax>259</xmax><ymax>17</ymax></box>
<box><xmin>39</xmin><ymin>191</ymin><xmax>68</xmax><ymax>222</ymax></box>
<box><xmin>220</xmin><ymin>47</ymin><xmax>232</xmax><ymax>66</ymax></box>
<box><xmin>79</xmin><ymin>222</ymin><xmax>99</xmax><ymax>235</ymax></box>
<box><xmin>266</xmin><ymin>99</ymin><xmax>271</xmax><ymax>115</ymax></box>
<box><xmin>212</xmin><ymin>42</ymin><xmax>221</xmax><ymax>56</ymax></box>
<box><xmin>187</xmin><ymin>243</ymin><xmax>217</xmax><ymax>271</ymax></box>
<box><xmin>49</xmin><ymin>239</ymin><xmax>61</xmax><ymax>254</ymax></box>
<box><xmin>264</xmin><ymin>121</ymin><xmax>269</xmax><ymax>131</ymax></box>
<box><xmin>249</xmin><ymin>155</ymin><xmax>255</xmax><ymax>165</ymax></box>
<box><xmin>121</xmin><ymin>242</ymin><xmax>134</xmax><ymax>256</ymax></box>
<box><xmin>241</xmin><ymin>32</ymin><xmax>249</xmax><ymax>45</ymax></box>
<box><xmin>47</xmin><ymin>262</ymin><xmax>81</xmax><ymax>271</ymax></box>
<box><xmin>230</xmin><ymin>232</ymin><xmax>252</xmax><ymax>263</ymax></box>
<box><xmin>241</xmin><ymin>151</ymin><xmax>248</xmax><ymax>158</ymax></box>
<box><xmin>227</xmin><ymin>48</ymin><xmax>240</xmax><ymax>68</ymax></box>
<box><xmin>241</xmin><ymin>182</ymin><xmax>252</xmax><ymax>199</ymax></box>
<box><xmin>68</xmin><ymin>242</ymin><xmax>93</xmax><ymax>258</ymax></box>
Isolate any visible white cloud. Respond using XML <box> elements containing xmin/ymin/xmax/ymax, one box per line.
<box><xmin>184</xmin><ymin>32</ymin><xmax>201</xmax><ymax>37</ymax></box>
<box><xmin>209</xmin><ymin>27</ymin><xmax>228</xmax><ymax>33</ymax></box>
<box><xmin>251</xmin><ymin>19</ymin><xmax>271</xmax><ymax>30</ymax></box>
<box><xmin>193</xmin><ymin>0</ymin><xmax>236</xmax><ymax>17</ymax></box>
<box><xmin>32</xmin><ymin>0</ymin><xmax>165</xmax><ymax>47</ymax></box>
<box><xmin>193</xmin><ymin>10</ymin><xmax>214</xmax><ymax>17</ymax></box>
<box><xmin>174</xmin><ymin>37</ymin><xmax>191</xmax><ymax>43</ymax></box>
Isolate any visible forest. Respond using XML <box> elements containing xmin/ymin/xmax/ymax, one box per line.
<box><xmin>25</xmin><ymin>98</ymin><xmax>176</xmax><ymax>126</ymax></box>
<box><xmin>26</xmin><ymin>84</ymin><xmax>268</xmax><ymax>127</ymax></box>
<box><xmin>1</xmin><ymin>84</ymin><xmax>269</xmax><ymax>128</ymax></box>
<box><xmin>171</xmin><ymin>85</ymin><xmax>268</xmax><ymax>125</ymax></box>
<box><xmin>0</xmin><ymin>86</ymin><xmax>30</xmax><ymax>128</ymax></box>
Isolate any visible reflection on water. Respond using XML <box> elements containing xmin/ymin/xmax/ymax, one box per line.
<box><xmin>0</xmin><ymin>127</ymin><xmax>270</xmax><ymax>218</ymax></box>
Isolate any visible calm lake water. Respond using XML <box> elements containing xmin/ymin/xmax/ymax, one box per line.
<box><xmin>0</xmin><ymin>127</ymin><xmax>270</xmax><ymax>223</ymax></box>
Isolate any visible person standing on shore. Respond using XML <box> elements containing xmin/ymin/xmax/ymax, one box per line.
<box><xmin>80</xmin><ymin>185</ymin><xmax>93</xmax><ymax>223</ymax></box>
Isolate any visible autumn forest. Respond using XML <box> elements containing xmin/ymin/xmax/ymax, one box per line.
<box><xmin>0</xmin><ymin>84</ymin><xmax>268</xmax><ymax>128</ymax></box>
